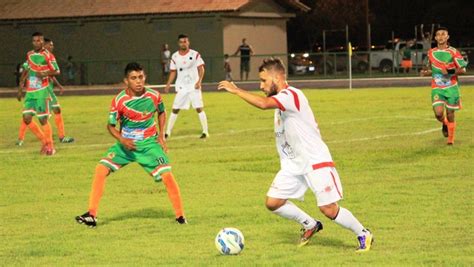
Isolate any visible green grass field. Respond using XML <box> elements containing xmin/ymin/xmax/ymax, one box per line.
<box><xmin>1</xmin><ymin>86</ymin><xmax>473</xmax><ymax>265</ymax></box>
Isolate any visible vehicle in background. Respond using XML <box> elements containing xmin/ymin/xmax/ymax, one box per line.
<box><xmin>288</xmin><ymin>53</ymin><xmax>316</xmax><ymax>75</ymax></box>
<box><xmin>369</xmin><ymin>40</ymin><xmax>431</xmax><ymax>73</ymax></box>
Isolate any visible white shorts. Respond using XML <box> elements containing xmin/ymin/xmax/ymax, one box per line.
<box><xmin>266</xmin><ymin>167</ymin><xmax>343</xmax><ymax>206</ymax></box>
<box><xmin>172</xmin><ymin>89</ymin><xmax>204</xmax><ymax>110</ymax></box>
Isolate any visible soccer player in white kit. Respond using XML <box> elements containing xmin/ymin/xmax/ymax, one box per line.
<box><xmin>164</xmin><ymin>34</ymin><xmax>208</xmax><ymax>139</ymax></box>
<box><xmin>218</xmin><ymin>58</ymin><xmax>373</xmax><ymax>252</ymax></box>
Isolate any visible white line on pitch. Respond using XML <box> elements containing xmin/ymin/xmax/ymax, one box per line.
<box><xmin>0</xmin><ymin>127</ymin><xmax>439</xmax><ymax>154</ymax></box>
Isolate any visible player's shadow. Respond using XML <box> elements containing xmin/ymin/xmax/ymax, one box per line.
<box><xmin>101</xmin><ymin>207</ymin><xmax>173</xmax><ymax>225</ymax></box>
<box><xmin>276</xmin><ymin>231</ymin><xmax>354</xmax><ymax>249</ymax></box>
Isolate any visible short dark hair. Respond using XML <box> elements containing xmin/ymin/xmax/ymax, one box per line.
<box><xmin>32</xmin><ymin>32</ymin><xmax>43</xmax><ymax>37</ymax></box>
<box><xmin>178</xmin><ymin>34</ymin><xmax>188</xmax><ymax>40</ymax></box>
<box><xmin>258</xmin><ymin>57</ymin><xmax>286</xmax><ymax>73</ymax></box>
<box><xmin>435</xmin><ymin>27</ymin><xmax>449</xmax><ymax>34</ymax></box>
<box><xmin>124</xmin><ymin>62</ymin><xmax>144</xmax><ymax>76</ymax></box>
<box><xmin>44</xmin><ymin>38</ymin><xmax>52</xmax><ymax>43</ymax></box>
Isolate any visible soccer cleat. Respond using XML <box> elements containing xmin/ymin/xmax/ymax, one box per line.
<box><xmin>298</xmin><ymin>220</ymin><xmax>323</xmax><ymax>247</ymax></box>
<box><xmin>176</xmin><ymin>216</ymin><xmax>187</xmax><ymax>224</ymax></box>
<box><xmin>356</xmin><ymin>229</ymin><xmax>373</xmax><ymax>253</ymax></box>
<box><xmin>199</xmin><ymin>133</ymin><xmax>209</xmax><ymax>139</ymax></box>
<box><xmin>442</xmin><ymin>124</ymin><xmax>448</xmax><ymax>138</ymax></box>
<box><xmin>16</xmin><ymin>139</ymin><xmax>24</xmax><ymax>146</ymax></box>
<box><xmin>75</xmin><ymin>212</ymin><xmax>97</xmax><ymax>228</ymax></box>
<box><xmin>59</xmin><ymin>136</ymin><xmax>75</xmax><ymax>143</ymax></box>
<box><xmin>447</xmin><ymin>141</ymin><xmax>453</xmax><ymax>146</ymax></box>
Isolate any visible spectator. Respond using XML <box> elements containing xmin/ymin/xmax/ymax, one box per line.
<box><xmin>400</xmin><ymin>40</ymin><xmax>414</xmax><ymax>73</ymax></box>
<box><xmin>161</xmin><ymin>43</ymin><xmax>171</xmax><ymax>83</ymax></box>
<box><xmin>233</xmin><ymin>38</ymin><xmax>254</xmax><ymax>81</ymax></box>
<box><xmin>224</xmin><ymin>54</ymin><xmax>232</xmax><ymax>81</ymax></box>
<box><xmin>65</xmin><ymin>56</ymin><xmax>76</xmax><ymax>85</ymax></box>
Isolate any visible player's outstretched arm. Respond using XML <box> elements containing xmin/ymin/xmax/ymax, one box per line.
<box><xmin>217</xmin><ymin>81</ymin><xmax>279</xmax><ymax>110</ymax></box>
<box><xmin>107</xmin><ymin>124</ymin><xmax>136</xmax><ymax>151</ymax></box>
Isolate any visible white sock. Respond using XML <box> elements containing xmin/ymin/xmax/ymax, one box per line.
<box><xmin>333</xmin><ymin>207</ymin><xmax>365</xmax><ymax>236</ymax></box>
<box><xmin>198</xmin><ymin>111</ymin><xmax>208</xmax><ymax>134</ymax></box>
<box><xmin>166</xmin><ymin>113</ymin><xmax>178</xmax><ymax>135</ymax></box>
<box><xmin>272</xmin><ymin>201</ymin><xmax>317</xmax><ymax>230</ymax></box>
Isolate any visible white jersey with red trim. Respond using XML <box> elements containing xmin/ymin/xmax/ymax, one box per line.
<box><xmin>170</xmin><ymin>49</ymin><xmax>205</xmax><ymax>92</ymax></box>
<box><xmin>271</xmin><ymin>86</ymin><xmax>333</xmax><ymax>175</ymax></box>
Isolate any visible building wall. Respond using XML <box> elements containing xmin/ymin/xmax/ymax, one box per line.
<box><xmin>0</xmin><ymin>16</ymin><xmax>224</xmax><ymax>86</ymax></box>
<box><xmin>222</xmin><ymin>17</ymin><xmax>288</xmax><ymax>81</ymax></box>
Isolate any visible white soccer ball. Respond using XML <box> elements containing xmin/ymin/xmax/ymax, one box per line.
<box><xmin>215</xmin><ymin>227</ymin><xmax>245</xmax><ymax>255</ymax></box>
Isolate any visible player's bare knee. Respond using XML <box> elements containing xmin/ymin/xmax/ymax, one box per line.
<box><xmin>319</xmin><ymin>203</ymin><xmax>339</xmax><ymax>219</ymax></box>
<box><xmin>172</xmin><ymin>109</ymin><xmax>180</xmax><ymax>114</ymax></box>
<box><xmin>38</xmin><ymin>117</ymin><xmax>48</xmax><ymax>125</ymax></box>
<box><xmin>23</xmin><ymin>116</ymin><xmax>32</xmax><ymax>124</ymax></box>
<box><xmin>53</xmin><ymin>108</ymin><xmax>61</xmax><ymax>114</ymax></box>
<box><xmin>265</xmin><ymin>198</ymin><xmax>286</xmax><ymax>211</ymax></box>
<box><xmin>196</xmin><ymin>108</ymin><xmax>203</xmax><ymax>113</ymax></box>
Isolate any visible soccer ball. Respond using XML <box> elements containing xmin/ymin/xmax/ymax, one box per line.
<box><xmin>215</xmin><ymin>228</ymin><xmax>245</xmax><ymax>255</ymax></box>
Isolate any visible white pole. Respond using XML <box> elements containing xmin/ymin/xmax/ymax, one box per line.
<box><xmin>349</xmin><ymin>43</ymin><xmax>352</xmax><ymax>91</ymax></box>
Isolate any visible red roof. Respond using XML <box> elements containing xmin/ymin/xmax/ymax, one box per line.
<box><xmin>0</xmin><ymin>0</ymin><xmax>309</xmax><ymax>20</ymax></box>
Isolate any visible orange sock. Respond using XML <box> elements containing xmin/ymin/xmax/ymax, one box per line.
<box><xmin>28</xmin><ymin>121</ymin><xmax>46</xmax><ymax>145</ymax></box>
<box><xmin>41</xmin><ymin>122</ymin><xmax>54</xmax><ymax>147</ymax></box>
<box><xmin>162</xmin><ymin>172</ymin><xmax>185</xmax><ymax>218</ymax></box>
<box><xmin>443</xmin><ymin>117</ymin><xmax>448</xmax><ymax>125</ymax></box>
<box><xmin>447</xmin><ymin>122</ymin><xmax>456</xmax><ymax>144</ymax></box>
<box><xmin>88</xmin><ymin>165</ymin><xmax>110</xmax><ymax>217</ymax></box>
<box><xmin>18</xmin><ymin>120</ymin><xmax>27</xmax><ymax>140</ymax></box>
<box><xmin>54</xmin><ymin>113</ymin><xmax>65</xmax><ymax>139</ymax></box>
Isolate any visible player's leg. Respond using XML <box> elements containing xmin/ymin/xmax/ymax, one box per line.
<box><xmin>432</xmin><ymin>89</ymin><xmax>449</xmax><ymax>137</ymax></box>
<box><xmin>76</xmin><ymin>144</ymin><xmax>130</xmax><ymax>227</ymax></box>
<box><xmin>16</xmin><ymin>119</ymin><xmax>27</xmax><ymax>146</ymax></box>
<box><xmin>51</xmin><ymin>96</ymin><xmax>75</xmax><ymax>143</ymax></box>
<box><xmin>37</xmin><ymin>98</ymin><xmax>55</xmax><ymax>155</ymax></box>
<box><xmin>22</xmin><ymin>100</ymin><xmax>47</xmax><ymax>150</ymax></box>
<box><xmin>166</xmin><ymin>91</ymin><xmax>188</xmax><ymax>138</ymax></box>
<box><xmin>306</xmin><ymin>167</ymin><xmax>372</xmax><ymax>252</ymax></box>
<box><xmin>446</xmin><ymin>109</ymin><xmax>455</xmax><ymax>145</ymax></box>
<box><xmin>445</xmin><ymin>88</ymin><xmax>461</xmax><ymax>145</ymax></box>
<box><xmin>192</xmin><ymin>90</ymin><xmax>208</xmax><ymax>138</ymax></box>
<box><xmin>139</xmin><ymin>140</ymin><xmax>186</xmax><ymax>223</ymax></box>
<box><xmin>266</xmin><ymin>170</ymin><xmax>323</xmax><ymax>246</ymax></box>
<box><xmin>240</xmin><ymin>62</ymin><xmax>244</xmax><ymax>81</ymax></box>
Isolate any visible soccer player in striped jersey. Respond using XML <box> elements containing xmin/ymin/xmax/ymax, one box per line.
<box><xmin>17</xmin><ymin>32</ymin><xmax>60</xmax><ymax>155</ymax></box>
<box><xmin>76</xmin><ymin>62</ymin><xmax>186</xmax><ymax>227</ymax></box>
<box><xmin>16</xmin><ymin>38</ymin><xmax>74</xmax><ymax>146</ymax></box>
<box><xmin>421</xmin><ymin>27</ymin><xmax>467</xmax><ymax>145</ymax></box>
<box><xmin>218</xmin><ymin>58</ymin><xmax>372</xmax><ymax>252</ymax></box>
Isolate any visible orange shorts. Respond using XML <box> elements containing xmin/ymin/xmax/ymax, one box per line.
<box><xmin>401</xmin><ymin>60</ymin><xmax>412</xmax><ymax>68</ymax></box>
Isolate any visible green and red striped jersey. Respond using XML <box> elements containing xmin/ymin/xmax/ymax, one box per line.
<box><xmin>428</xmin><ymin>47</ymin><xmax>467</xmax><ymax>90</ymax></box>
<box><xmin>25</xmin><ymin>49</ymin><xmax>59</xmax><ymax>99</ymax></box>
<box><xmin>109</xmin><ymin>88</ymin><xmax>165</xmax><ymax>142</ymax></box>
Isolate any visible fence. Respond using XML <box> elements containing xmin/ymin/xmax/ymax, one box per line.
<box><xmin>1</xmin><ymin>47</ymin><xmax>472</xmax><ymax>87</ymax></box>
